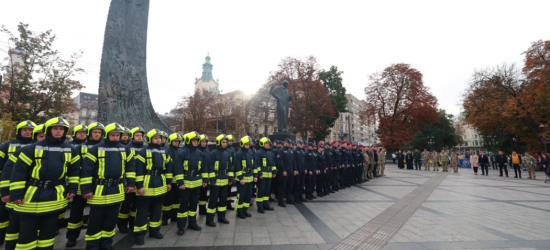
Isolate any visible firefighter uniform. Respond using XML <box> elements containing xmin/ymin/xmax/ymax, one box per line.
<box><xmin>10</xmin><ymin>117</ymin><xmax>79</xmax><ymax>250</ymax></box>
<box><xmin>255</xmin><ymin>137</ymin><xmax>277</xmax><ymax>212</ymax></box>
<box><xmin>133</xmin><ymin>129</ymin><xmax>172</xmax><ymax>245</ymax></box>
<box><xmin>0</xmin><ymin>120</ymin><xmax>36</xmax><ymax>249</ymax></box>
<box><xmin>162</xmin><ymin>133</ymin><xmax>183</xmax><ymax>225</ymax></box>
<box><xmin>225</xmin><ymin>135</ymin><xmax>236</xmax><ymax>211</ymax></box>
<box><xmin>234</xmin><ymin>136</ymin><xmax>257</xmax><ymax>219</ymax></box>
<box><xmin>117</xmin><ymin>126</ymin><xmax>146</xmax><ymax>233</ymax></box>
<box><xmin>197</xmin><ymin>134</ymin><xmax>210</xmax><ymax>215</ymax></box>
<box><xmin>81</xmin><ymin>123</ymin><xmax>136</xmax><ymax>250</ymax></box>
<box><xmin>173</xmin><ymin>131</ymin><xmax>208</xmax><ymax>236</ymax></box>
<box><xmin>66</xmin><ymin>123</ymin><xmax>105</xmax><ymax>248</ymax></box>
<box><xmin>205</xmin><ymin>134</ymin><xmax>233</xmax><ymax>227</ymax></box>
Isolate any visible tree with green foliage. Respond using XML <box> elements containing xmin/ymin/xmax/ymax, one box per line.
<box><xmin>319</xmin><ymin>66</ymin><xmax>347</xmax><ymax>139</ymax></box>
<box><xmin>0</xmin><ymin>23</ymin><xmax>84</xmax><ymax>123</ymax></box>
<box><xmin>409</xmin><ymin>109</ymin><xmax>461</xmax><ymax>151</ymax></box>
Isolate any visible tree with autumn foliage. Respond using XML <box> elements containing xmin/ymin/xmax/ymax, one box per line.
<box><xmin>462</xmin><ymin>40</ymin><xmax>550</xmax><ymax>151</ymax></box>
<box><xmin>0</xmin><ymin>23</ymin><xmax>84</xmax><ymax>123</ymax></box>
<box><xmin>360</xmin><ymin>63</ymin><xmax>439</xmax><ymax>150</ymax></box>
<box><xmin>269</xmin><ymin>56</ymin><xmax>336</xmax><ymax>141</ymax></box>
<box><xmin>174</xmin><ymin>89</ymin><xmax>216</xmax><ymax>134</ymax></box>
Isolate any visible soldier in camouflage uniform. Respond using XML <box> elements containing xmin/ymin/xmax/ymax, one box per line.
<box><xmin>524</xmin><ymin>152</ymin><xmax>536</xmax><ymax>179</ymax></box>
<box><xmin>440</xmin><ymin>150</ymin><xmax>450</xmax><ymax>172</ymax></box>
<box><xmin>432</xmin><ymin>151</ymin><xmax>439</xmax><ymax>171</ymax></box>
<box><xmin>378</xmin><ymin>148</ymin><xmax>386</xmax><ymax>177</ymax></box>
<box><xmin>451</xmin><ymin>152</ymin><xmax>459</xmax><ymax>172</ymax></box>
<box><xmin>421</xmin><ymin>149</ymin><xmax>430</xmax><ymax>171</ymax></box>
<box><xmin>362</xmin><ymin>147</ymin><xmax>371</xmax><ymax>181</ymax></box>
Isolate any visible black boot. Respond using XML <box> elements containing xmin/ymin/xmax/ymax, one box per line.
<box><xmin>227</xmin><ymin>201</ymin><xmax>235</xmax><ymax>211</ymax></box>
<box><xmin>187</xmin><ymin>216</ymin><xmax>202</xmax><ymax>231</ymax></box>
<box><xmin>218</xmin><ymin>212</ymin><xmax>230</xmax><ymax>224</ymax></box>
<box><xmin>299</xmin><ymin>196</ymin><xmax>307</xmax><ymax>202</ymax></box>
<box><xmin>66</xmin><ymin>240</ymin><xmax>76</xmax><ymax>248</ymax></box>
<box><xmin>117</xmin><ymin>218</ymin><xmax>129</xmax><ymax>234</ymax></box>
<box><xmin>237</xmin><ymin>213</ymin><xmax>247</xmax><ymax>219</ymax></box>
<box><xmin>206</xmin><ymin>214</ymin><xmax>216</xmax><ymax>227</ymax></box>
<box><xmin>198</xmin><ymin>204</ymin><xmax>207</xmax><ymax>215</ymax></box>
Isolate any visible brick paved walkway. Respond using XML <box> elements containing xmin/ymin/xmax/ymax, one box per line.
<box><xmin>54</xmin><ymin>164</ymin><xmax>550</xmax><ymax>250</ymax></box>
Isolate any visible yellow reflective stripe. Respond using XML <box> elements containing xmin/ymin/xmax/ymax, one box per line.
<box><xmin>67</xmin><ymin>221</ymin><xmax>83</xmax><ymax>229</ymax></box>
<box><xmin>207</xmin><ymin>208</ymin><xmax>216</xmax><ymax>214</ymax></box>
<box><xmin>146</xmin><ymin>151</ymin><xmax>152</xmax><ymax>170</ymax></box>
<box><xmin>70</xmin><ymin>154</ymin><xmax>81</xmax><ymax>164</ymax></box>
<box><xmin>235</xmin><ymin>171</ymin><xmax>243</xmax><ymax>176</ymax></box>
<box><xmin>87</xmin><ymin>192</ymin><xmax>125</xmax><ymax>205</ymax></box>
<box><xmin>0</xmin><ymin>151</ymin><xmax>5</xmax><ymax>158</ymax></box>
<box><xmin>272</xmin><ymin>166</ymin><xmax>277</xmax><ymax>171</ymax></box>
<box><xmin>80</xmin><ymin>177</ymin><xmax>92</xmax><ymax>185</ymax></box>
<box><xmin>126</xmin><ymin>172</ymin><xmax>136</xmax><ymax>178</ymax></box>
<box><xmin>198</xmin><ymin>200</ymin><xmax>207</xmax><ymax>205</ymax></box>
<box><xmin>0</xmin><ymin>180</ymin><xmax>8</xmax><ymax>188</ymax></box>
<box><xmin>198</xmin><ymin>161</ymin><xmax>202</xmax><ymax>171</ymax></box>
<box><xmin>177</xmin><ymin>212</ymin><xmax>188</xmax><ymax>218</ymax></box>
<box><xmin>136</xmin><ymin>155</ymin><xmax>146</xmax><ymax>163</ymax></box>
<box><xmin>140</xmin><ymin>186</ymin><xmax>168</xmax><ymax>196</ymax></box>
<box><xmin>183</xmin><ymin>179</ymin><xmax>203</xmax><ymax>189</ymax></box>
<box><xmin>201</xmin><ymin>173</ymin><xmax>209</xmax><ymax>178</ymax></box>
<box><xmin>126</xmin><ymin>151</ymin><xmax>134</xmax><ymax>162</ymax></box>
<box><xmin>165</xmin><ymin>173</ymin><xmax>173</xmax><ymax>179</ymax></box>
<box><xmin>86</xmin><ymin>152</ymin><xmax>97</xmax><ymax>162</ymax></box>
<box><xmin>0</xmin><ymin>220</ymin><xmax>8</xmax><ymax>229</ymax></box>
<box><xmin>85</xmin><ymin>232</ymin><xmax>101</xmax><ymax>241</ymax></box>
<box><xmin>19</xmin><ymin>152</ymin><xmax>32</xmax><ymax>166</ymax></box>
<box><xmin>242</xmin><ymin>160</ymin><xmax>246</xmax><ymax>169</ymax></box>
<box><xmin>136</xmin><ymin>175</ymin><xmax>144</xmax><ymax>182</ymax></box>
<box><xmin>215</xmin><ymin>179</ymin><xmax>229</xmax><ymax>186</ymax></box>
<box><xmin>189</xmin><ymin>211</ymin><xmax>196</xmax><ymax>216</ymax></box>
<box><xmin>134</xmin><ymin>224</ymin><xmax>148</xmax><ymax>232</ymax></box>
<box><xmin>15</xmin><ymin>240</ymin><xmax>37</xmax><ymax>250</ymax></box>
<box><xmin>9</xmin><ymin>154</ymin><xmax>18</xmax><ymax>162</ymax></box>
<box><xmin>149</xmin><ymin>220</ymin><xmax>161</xmax><ymax>228</ymax></box>
<box><xmin>31</xmin><ymin>150</ymin><xmax>43</xmax><ymax>179</ymax></box>
<box><xmin>98</xmin><ymin>150</ymin><xmax>105</xmax><ymax>179</ymax></box>
<box><xmin>162</xmin><ymin>205</ymin><xmax>173</xmax><ymax>211</ymax></box>
<box><xmin>243</xmin><ymin>176</ymin><xmax>253</xmax><ymax>183</ymax></box>
<box><xmin>5</xmin><ymin>233</ymin><xmax>18</xmax><ymax>241</ymax></box>
<box><xmin>9</xmin><ymin>181</ymin><xmax>26</xmax><ymax>190</ymax></box>
<box><xmin>218</xmin><ymin>206</ymin><xmax>227</xmax><ymax>212</ymax></box>
<box><xmin>118</xmin><ymin>213</ymin><xmax>129</xmax><ymax>219</ymax></box>
<box><xmin>68</xmin><ymin>176</ymin><xmax>79</xmax><ymax>184</ymax></box>
<box><xmin>37</xmin><ymin>238</ymin><xmax>54</xmax><ymax>248</ymax></box>
<box><xmin>263</xmin><ymin>158</ymin><xmax>267</xmax><ymax>166</ymax></box>
<box><xmin>175</xmin><ymin>174</ymin><xmax>183</xmax><ymax>180</ymax></box>
<box><xmin>215</xmin><ymin>161</ymin><xmax>219</xmax><ymax>171</ymax></box>
<box><xmin>228</xmin><ymin>172</ymin><xmax>234</xmax><ymax>177</ymax></box>
<box><xmin>184</xmin><ymin>160</ymin><xmax>188</xmax><ymax>171</ymax></box>
<box><xmin>208</xmin><ymin>172</ymin><xmax>215</xmax><ymax>178</ymax></box>
<box><xmin>102</xmin><ymin>229</ymin><xmax>116</xmax><ymax>238</ymax></box>
<box><xmin>13</xmin><ymin>200</ymin><xmax>68</xmax><ymax>214</ymax></box>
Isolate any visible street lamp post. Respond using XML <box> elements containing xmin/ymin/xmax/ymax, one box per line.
<box><xmin>338</xmin><ymin>129</ymin><xmax>344</xmax><ymax>142</ymax></box>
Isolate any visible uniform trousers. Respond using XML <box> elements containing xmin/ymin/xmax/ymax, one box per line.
<box><xmin>198</xmin><ymin>186</ymin><xmax>208</xmax><ymax>214</ymax></box>
<box><xmin>325</xmin><ymin>170</ymin><xmax>332</xmax><ymax>191</ymax></box>
<box><xmin>513</xmin><ymin>164</ymin><xmax>522</xmax><ymax>178</ymax></box>
<box><xmin>380</xmin><ymin>163</ymin><xmax>386</xmax><ymax>176</ymax></box>
<box><xmin>162</xmin><ymin>183</ymin><xmax>180</xmax><ymax>223</ymax></box>
<box><xmin>85</xmin><ymin>204</ymin><xmax>119</xmax><ymax>250</ymax></box>
<box><xmin>356</xmin><ymin>164</ymin><xmax>363</xmax><ymax>182</ymax></box>
<box><xmin>277</xmin><ymin>173</ymin><xmax>294</xmax><ymax>202</ymax></box>
<box><xmin>366</xmin><ymin>164</ymin><xmax>374</xmax><ymax>179</ymax></box>
<box><xmin>526</xmin><ymin>164</ymin><xmax>536</xmax><ymax>179</ymax></box>
<box><xmin>372</xmin><ymin>163</ymin><xmax>378</xmax><ymax>178</ymax></box>
<box><xmin>306</xmin><ymin>173</ymin><xmax>316</xmax><ymax>197</ymax></box>
<box><xmin>347</xmin><ymin>166</ymin><xmax>354</xmax><ymax>184</ymax></box>
<box><xmin>134</xmin><ymin>196</ymin><xmax>163</xmax><ymax>240</ymax></box>
<box><xmin>414</xmin><ymin>159</ymin><xmax>422</xmax><ymax>170</ymax></box>
<box><xmin>316</xmin><ymin>173</ymin><xmax>325</xmax><ymax>195</ymax></box>
<box><xmin>117</xmin><ymin>193</ymin><xmax>136</xmax><ymax>230</ymax></box>
<box><xmin>207</xmin><ymin>184</ymin><xmax>228</xmax><ymax>221</ymax></box>
<box><xmin>67</xmin><ymin>195</ymin><xmax>87</xmax><ymax>241</ymax></box>
<box><xmin>4</xmin><ymin>210</ymin><xmax>18</xmax><ymax>250</ymax></box>
<box><xmin>332</xmin><ymin>167</ymin><xmax>340</xmax><ymax>189</ymax></box>
<box><xmin>339</xmin><ymin>167</ymin><xmax>347</xmax><ymax>186</ymax></box>
<box><xmin>236</xmin><ymin>181</ymin><xmax>253</xmax><ymax>214</ymax></box>
<box><xmin>293</xmin><ymin>172</ymin><xmax>306</xmax><ymax>200</ymax></box>
<box><xmin>0</xmin><ymin>202</ymin><xmax>9</xmax><ymax>246</ymax></box>
<box><xmin>177</xmin><ymin>187</ymin><xmax>200</xmax><ymax>230</ymax></box>
<box><xmin>16</xmin><ymin>213</ymin><xmax>58</xmax><ymax>250</ymax></box>
<box><xmin>256</xmin><ymin>177</ymin><xmax>272</xmax><ymax>209</ymax></box>
<box><xmin>498</xmin><ymin>164</ymin><xmax>509</xmax><ymax>177</ymax></box>
<box><xmin>481</xmin><ymin>163</ymin><xmax>489</xmax><ymax>175</ymax></box>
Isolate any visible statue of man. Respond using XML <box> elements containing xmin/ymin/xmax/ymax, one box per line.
<box><xmin>270</xmin><ymin>80</ymin><xmax>292</xmax><ymax>133</ymax></box>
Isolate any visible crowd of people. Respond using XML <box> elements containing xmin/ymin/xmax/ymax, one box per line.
<box><xmin>0</xmin><ymin>118</ymin><xmax>388</xmax><ymax>250</ymax></box>
<box><xmin>391</xmin><ymin>149</ymin><xmax>549</xmax><ymax>179</ymax></box>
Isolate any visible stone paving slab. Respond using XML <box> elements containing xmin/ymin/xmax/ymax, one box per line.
<box><xmin>51</xmin><ymin>165</ymin><xmax>550</xmax><ymax>250</ymax></box>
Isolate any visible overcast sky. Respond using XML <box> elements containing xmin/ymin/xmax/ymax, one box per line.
<box><xmin>2</xmin><ymin>0</ymin><xmax>549</xmax><ymax>117</ymax></box>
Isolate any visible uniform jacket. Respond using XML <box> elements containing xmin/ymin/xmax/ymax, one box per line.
<box><xmin>254</xmin><ymin>148</ymin><xmax>276</xmax><ymax>178</ymax></box>
<box><xmin>305</xmin><ymin>149</ymin><xmax>317</xmax><ymax>172</ymax></box>
<box><xmin>276</xmin><ymin>146</ymin><xmax>296</xmax><ymax>174</ymax></box>
<box><xmin>323</xmin><ymin>149</ymin><xmax>332</xmax><ymax>171</ymax></box>
<box><xmin>73</xmin><ymin>138</ymin><xmax>102</xmax><ymax>195</ymax></box>
<box><xmin>293</xmin><ymin>147</ymin><xmax>306</xmax><ymax>172</ymax></box>
<box><xmin>414</xmin><ymin>152</ymin><xmax>422</xmax><ymax>160</ymax></box>
<box><xmin>81</xmin><ymin>140</ymin><xmax>136</xmax><ymax>206</ymax></box>
<box><xmin>316</xmin><ymin>150</ymin><xmax>326</xmax><ymax>173</ymax></box>
<box><xmin>135</xmin><ymin>144</ymin><xmax>172</xmax><ymax>197</ymax></box>
<box><xmin>10</xmin><ymin>137</ymin><xmax>80</xmax><ymax>215</ymax></box>
<box><xmin>524</xmin><ymin>155</ymin><xmax>535</xmax><ymax>166</ymax></box>
<box><xmin>173</xmin><ymin>145</ymin><xmax>208</xmax><ymax>188</ymax></box>
<box><xmin>0</xmin><ymin>137</ymin><xmax>34</xmax><ymax>197</ymax></box>
<box><xmin>208</xmin><ymin>147</ymin><xmax>234</xmax><ymax>186</ymax></box>
<box><xmin>234</xmin><ymin>147</ymin><xmax>257</xmax><ymax>183</ymax></box>
<box><xmin>362</xmin><ymin>151</ymin><xmax>371</xmax><ymax>164</ymax></box>
<box><xmin>331</xmin><ymin>147</ymin><xmax>341</xmax><ymax>167</ymax></box>
<box><xmin>339</xmin><ymin>147</ymin><xmax>348</xmax><ymax>166</ymax></box>
<box><xmin>479</xmin><ymin>155</ymin><xmax>489</xmax><ymax>165</ymax></box>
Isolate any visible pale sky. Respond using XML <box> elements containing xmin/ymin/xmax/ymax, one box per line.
<box><xmin>1</xmin><ymin>0</ymin><xmax>549</xmax><ymax>117</ymax></box>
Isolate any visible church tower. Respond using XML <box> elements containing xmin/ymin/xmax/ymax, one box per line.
<box><xmin>194</xmin><ymin>54</ymin><xmax>219</xmax><ymax>93</ymax></box>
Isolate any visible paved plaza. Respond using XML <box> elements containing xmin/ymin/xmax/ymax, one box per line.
<box><xmin>54</xmin><ymin>164</ymin><xmax>550</xmax><ymax>250</ymax></box>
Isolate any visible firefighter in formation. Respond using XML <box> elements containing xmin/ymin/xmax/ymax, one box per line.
<box><xmin>0</xmin><ymin>119</ymin><xmax>389</xmax><ymax>248</ymax></box>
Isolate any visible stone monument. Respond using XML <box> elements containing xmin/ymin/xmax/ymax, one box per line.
<box><xmin>269</xmin><ymin>80</ymin><xmax>295</xmax><ymax>142</ymax></box>
<box><xmin>97</xmin><ymin>0</ymin><xmax>171</xmax><ymax>132</ymax></box>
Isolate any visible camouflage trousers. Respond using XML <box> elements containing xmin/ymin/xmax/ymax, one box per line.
<box><xmin>425</xmin><ymin>161</ymin><xmax>431</xmax><ymax>171</ymax></box>
<box><xmin>451</xmin><ymin>162</ymin><xmax>459</xmax><ymax>172</ymax></box>
<box><xmin>442</xmin><ymin>162</ymin><xmax>449</xmax><ymax>171</ymax></box>
<box><xmin>379</xmin><ymin>163</ymin><xmax>385</xmax><ymax>176</ymax></box>
<box><xmin>526</xmin><ymin>164</ymin><xmax>536</xmax><ymax>179</ymax></box>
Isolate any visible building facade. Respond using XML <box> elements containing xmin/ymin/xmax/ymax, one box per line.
<box><xmin>453</xmin><ymin>121</ymin><xmax>485</xmax><ymax>152</ymax></box>
<box><xmin>67</xmin><ymin>92</ymin><xmax>99</xmax><ymax>127</ymax></box>
<box><xmin>325</xmin><ymin>94</ymin><xmax>377</xmax><ymax>145</ymax></box>
<box><xmin>194</xmin><ymin>54</ymin><xmax>220</xmax><ymax>93</ymax></box>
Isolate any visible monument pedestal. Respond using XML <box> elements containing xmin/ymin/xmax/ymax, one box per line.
<box><xmin>268</xmin><ymin>132</ymin><xmax>295</xmax><ymax>142</ymax></box>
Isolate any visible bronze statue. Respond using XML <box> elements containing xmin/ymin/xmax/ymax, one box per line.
<box><xmin>270</xmin><ymin>80</ymin><xmax>292</xmax><ymax>133</ymax></box>
<box><xmin>97</xmin><ymin>0</ymin><xmax>171</xmax><ymax>132</ymax></box>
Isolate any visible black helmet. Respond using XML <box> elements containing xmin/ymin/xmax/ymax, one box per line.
<box><xmin>44</xmin><ymin>117</ymin><xmax>70</xmax><ymax>136</ymax></box>
<box><xmin>130</xmin><ymin>126</ymin><xmax>146</xmax><ymax>139</ymax></box>
<box><xmin>32</xmin><ymin>124</ymin><xmax>45</xmax><ymax>140</ymax></box>
<box><xmin>72</xmin><ymin>124</ymin><xmax>88</xmax><ymax>137</ymax></box>
<box><xmin>259</xmin><ymin>137</ymin><xmax>271</xmax><ymax>148</ymax></box>
<box><xmin>146</xmin><ymin>129</ymin><xmax>163</xmax><ymax>144</ymax></box>
<box><xmin>16</xmin><ymin>120</ymin><xmax>37</xmax><ymax>136</ymax></box>
<box><xmin>184</xmin><ymin>131</ymin><xmax>200</xmax><ymax>145</ymax></box>
<box><xmin>104</xmin><ymin>123</ymin><xmax>125</xmax><ymax>138</ymax></box>
<box><xmin>216</xmin><ymin>134</ymin><xmax>228</xmax><ymax>146</ymax></box>
<box><xmin>87</xmin><ymin>122</ymin><xmax>105</xmax><ymax>137</ymax></box>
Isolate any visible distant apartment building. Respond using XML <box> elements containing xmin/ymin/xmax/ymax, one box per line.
<box><xmin>325</xmin><ymin>94</ymin><xmax>377</xmax><ymax>145</ymax></box>
<box><xmin>67</xmin><ymin>92</ymin><xmax>99</xmax><ymax>127</ymax></box>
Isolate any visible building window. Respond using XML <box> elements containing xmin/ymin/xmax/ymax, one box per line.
<box><xmin>79</xmin><ymin>119</ymin><xmax>86</xmax><ymax>125</ymax></box>
<box><xmin>81</xmin><ymin>109</ymin><xmax>87</xmax><ymax>116</ymax></box>
<box><xmin>90</xmin><ymin>111</ymin><xmax>96</xmax><ymax>118</ymax></box>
